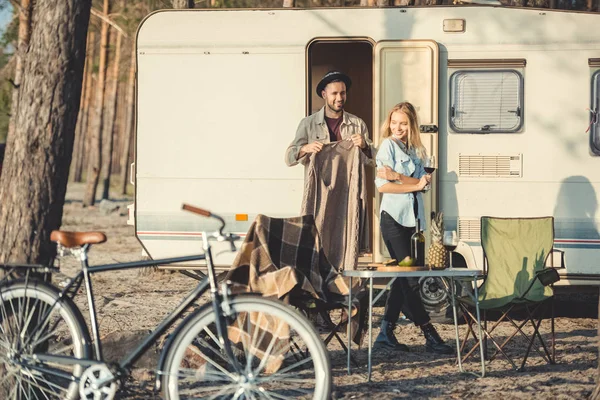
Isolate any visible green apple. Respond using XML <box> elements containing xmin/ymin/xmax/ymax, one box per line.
<box><xmin>398</xmin><ymin>256</ymin><xmax>416</xmax><ymax>266</ymax></box>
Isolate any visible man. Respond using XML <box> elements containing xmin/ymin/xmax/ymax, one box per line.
<box><xmin>285</xmin><ymin>71</ymin><xmax>373</xmax><ymax>166</ymax></box>
<box><xmin>284</xmin><ymin>70</ymin><xmax>373</xmax><ymax>274</ymax></box>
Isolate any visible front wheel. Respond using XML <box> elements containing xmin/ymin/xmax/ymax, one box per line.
<box><xmin>162</xmin><ymin>295</ymin><xmax>331</xmax><ymax>400</ymax></box>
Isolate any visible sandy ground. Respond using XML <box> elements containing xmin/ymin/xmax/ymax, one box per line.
<box><xmin>55</xmin><ymin>182</ymin><xmax>599</xmax><ymax>399</ymax></box>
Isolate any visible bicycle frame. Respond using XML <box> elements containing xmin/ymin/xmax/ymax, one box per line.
<box><xmin>12</xmin><ymin>230</ymin><xmax>240</xmax><ymax>380</ymax></box>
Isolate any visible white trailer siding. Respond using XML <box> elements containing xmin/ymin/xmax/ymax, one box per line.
<box><xmin>136</xmin><ymin>7</ymin><xmax>600</xmax><ymax>280</ymax></box>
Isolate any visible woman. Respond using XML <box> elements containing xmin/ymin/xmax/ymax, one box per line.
<box><xmin>374</xmin><ymin>102</ymin><xmax>452</xmax><ymax>354</ymax></box>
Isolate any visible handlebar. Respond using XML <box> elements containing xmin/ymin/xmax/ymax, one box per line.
<box><xmin>182</xmin><ymin>204</ymin><xmax>240</xmax><ymax>252</ymax></box>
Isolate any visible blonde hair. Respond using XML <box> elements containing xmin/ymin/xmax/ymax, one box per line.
<box><xmin>380</xmin><ymin>102</ymin><xmax>427</xmax><ymax>160</ymax></box>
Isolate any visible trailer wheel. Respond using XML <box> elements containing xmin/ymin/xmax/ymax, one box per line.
<box><xmin>419</xmin><ymin>255</ymin><xmax>472</xmax><ymax>324</ymax></box>
<box><xmin>419</xmin><ymin>276</ymin><xmax>456</xmax><ymax>324</ymax></box>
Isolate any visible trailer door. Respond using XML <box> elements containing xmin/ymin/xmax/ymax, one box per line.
<box><xmin>373</xmin><ymin>40</ymin><xmax>440</xmax><ymax>262</ymax></box>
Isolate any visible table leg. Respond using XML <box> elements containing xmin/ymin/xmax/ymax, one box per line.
<box><xmin>347</xmin><ymin>276</ymin><xmax>352</xmax><ymax>375</ymax></box>
<box><xmin>368</xmin><ymin>276</ymin><xmax>373</xmax><ymax>382</ymax></box>
<box><xmin>450</xmin><ymin>277</ymin><xmax>464</xmax><ymax>373</ymax></box>
<box><xmin>474</xmin><ymin>277</ymin><xmax>486</xmax><ymax>377</ymax></box>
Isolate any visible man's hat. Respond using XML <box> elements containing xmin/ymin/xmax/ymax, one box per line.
<box><xmin>316</xmin><ymin>71</ymin><xmax>352</xmax><ymax>97</ymax></box>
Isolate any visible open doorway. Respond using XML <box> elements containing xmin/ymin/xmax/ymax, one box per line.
<box><xmin>307</xmin><ymin>39</ymin><xmax>375</xmax><ymax>259</ymax></box>
<box><xmin>307</xmin><ymin>39</ymin><xmax>373</xmax><ymax>131</ymax></box>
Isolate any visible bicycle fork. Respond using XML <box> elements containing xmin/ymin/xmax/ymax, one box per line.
<box><xmin>202</xmin><ymin>234</ymin><xmax>243</xmax><ymax>376</ymax></box>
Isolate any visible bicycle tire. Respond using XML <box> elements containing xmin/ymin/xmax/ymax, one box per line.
<box><xmin>0</xmin><ymin>279</ymin><xmax>92</xmax><ymax>399</ymax></box>
<box><xmin>162</xmin><ymin>295</ymin><xmax>331</xmax><ymax>400</ymax></box>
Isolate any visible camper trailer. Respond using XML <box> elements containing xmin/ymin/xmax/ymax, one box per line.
<box><xmin>132</xmin><ymin>6</ymin><xmax>600</xmax><ymax>312</ymax></box>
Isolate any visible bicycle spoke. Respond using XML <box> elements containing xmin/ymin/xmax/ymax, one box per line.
<box><xmin>185</xmin><ymin>339</ymin><xmax>237</xmax><ymax>380</ymax></box>
<box><xmin>174</xmin><ymin>367</ymin><xmax>232</xmax><ymax>382</ymax></box>
<box><xmin>18</xmin><ymin>372</ymin><xmax>68</xmax><ymax>399</ymax></box>
<box><xmin>0</xmin><ymin>283</ymin><xmax>87</xmax><ymax>400</ymax></box>
<box><xmin>205</xmin><ymin>383</ymin><xmax>240</xmax><ymax>400</ymax></box>
<box><xmin>255</xmin><ymin>389</ymin><xmax>298</xmax><ymax>400</ymax></box>
<box><xmin>23</xmin><ymin>365</ymin><xmax>69</xmax><ymax>396</ymax></box>
<box><xmin>8</xmin><ymin>297</ymin><xmax>21</xmax><ymax>348</ymax></box>
<box><xmin>23</xmin><ymin>372</ymin><xmax>51</xmax><ymax>400</ymax></box>
<box><xmin>246</xmin><ymin>312</ymin><xmax>269</xmax><ymax>374</ymax></box>
<box><xmin>259</xmin><ymin>356</ymin><xmax>313</xmax><ymax>379</ymax></box>
<box><xmin>0</xmin><ymin>300</ymin><xmax>12</xmax><ymax>339</ymax></box>
<box><xmin>178</xmin><ymin>382</ymin><xmax>239</xmax><ymax>398</ymax></box>
<box><xmin>242</xmin><ymin>310</ymin><xmax>259</xmax><ymax>373</ymax></box>
<box><xmin>164</xmin><ymin>296</ymin><xmax>329</xmax><ymax>400</ymax></box>
<box><xmin>8</xmin><ymin>376</ymin><xmax>19</xmax><ymax>399</ymax></box>
<box><xmin>27</xmin><ymin>305</ymin><xmax>57</xmax><ymax>350</ymax></box>
<box><xmin>252</xmin><ymin>318</ymin><xmax>286</xmax><ymax>377</ymax></box>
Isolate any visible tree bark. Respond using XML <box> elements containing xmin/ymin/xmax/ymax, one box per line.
<box><xmin>73</xmin><ymin>31</ymin><xmax>96</xmax><ymax>183</ymax></box>
<box><xmin>101</xmin><ymin>32</ymin><xmax>122</xmax><ymax>200</ymax></box>
<box><xmin>120</xmin><ymin>47</ymin><xmax>136</xmax><ymax>195</ymax></box>
<box><xmin>7</xmin><ymin>0</ymin><xmax>33</xmax><ymax>141</ymax></box>
<box><xmin>83</xmin><ymin>0</ymin><xmax>110</xmax><ymax>207</ymax></box>
<box><xmin>172</xmin><ymin>0</ymin><xmax>195</xmax><ymax>7</ymax></box>
<box><xmin>0</xmin><ymin>0</ymin><xmax>91</xmax><ymax>264</ymax></box>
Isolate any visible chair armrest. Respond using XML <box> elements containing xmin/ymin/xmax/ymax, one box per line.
<box><xmin>548</xmin><ymin>248</ymin><xmax>566</xmax><ymax>270</ymax></box>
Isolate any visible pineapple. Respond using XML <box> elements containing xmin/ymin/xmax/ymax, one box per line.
<box><xmin>426</xmin><ymin>212</ymin><xmax>449</xmax><ymax>270</ymax></box>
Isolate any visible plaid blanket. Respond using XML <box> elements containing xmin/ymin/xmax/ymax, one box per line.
<box><xmin>226</xmin><ymin>214</ymin><xmax>365</xmax><ymax>371</ymax></box>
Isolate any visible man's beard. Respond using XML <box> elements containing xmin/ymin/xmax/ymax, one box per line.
<box><xmin>327</xmin><ymin>101</ymin><xmax>344</xmax><ymax>113</ymax></box>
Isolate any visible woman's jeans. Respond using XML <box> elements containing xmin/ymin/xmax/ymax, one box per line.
<box><xmin>380</xmin><ymin>211</ymin><xmax>430</xmax><ymax>326</ymax></box>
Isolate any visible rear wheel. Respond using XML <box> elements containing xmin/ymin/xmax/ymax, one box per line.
<box><xmin>162</xmin><ymin>295</ymin><xmax>331</xmax><ymax>400</ymax></box>
<box><xmin>0</xmin><ymin>280</ymin><xmax>91</xmax><ymax>399</ymax></box>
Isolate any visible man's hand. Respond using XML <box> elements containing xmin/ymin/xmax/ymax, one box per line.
<box><xmin>349</xmin><ymin>134</ymin><xmax>366</xmax><ymax>149</ymax></box>
<box><xmin>377</xmin><ymin>166</ymin><xmax>399</xmax><ymax>181</ymax></box>
<box><xmin>299</xmin><ymin>142</ymin><xmax>323</xmax><ymax>157</ymax></box>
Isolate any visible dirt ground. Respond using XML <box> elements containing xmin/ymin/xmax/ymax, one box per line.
<box><xmin>55</xmin><ymin>182</ymin><xmax>599</xmax><ymax>399</ymax></box>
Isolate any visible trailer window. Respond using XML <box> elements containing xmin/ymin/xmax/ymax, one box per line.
<box><xmin>591</xmin><ymin>70</ymin><xmax>600</xmax><ymax>155</ymax></box>
<box><xmin>449</xmin><ymin>70</ymin><xmax>523</xmax><ymax>133</ymax></box>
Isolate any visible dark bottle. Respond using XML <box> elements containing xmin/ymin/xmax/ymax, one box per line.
<box><xmin>410</xmin><ymin>218</ymin><xmax>426</xmax><ymax>266</ymax></box>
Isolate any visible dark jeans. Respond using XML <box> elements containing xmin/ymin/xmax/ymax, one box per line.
<box><xmin>380</xmin><ymin>211</ymin><xmax>431</xmax><ymax>327</ymax></box>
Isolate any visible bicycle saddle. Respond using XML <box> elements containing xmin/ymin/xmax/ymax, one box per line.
<box><xmin>50</xmin><ymin>230</ymin><xmax>107</xmax><ymax>247</ymax></box>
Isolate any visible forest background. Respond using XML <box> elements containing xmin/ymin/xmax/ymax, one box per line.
<box><xmin>0</xmin><ymin>0</ymin><xmax>599</xmax><ymax>397</ymax></box>
<box><xmin>0</xmin><ymin>0</ymin><xmax>599</xmax><ymax>207</ymax></box>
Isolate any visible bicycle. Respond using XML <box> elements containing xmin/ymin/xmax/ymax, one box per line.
<box><xmin>0</xmin><ymin>204</ymin><xmax>331</xmax><ymax>399</ymax></box>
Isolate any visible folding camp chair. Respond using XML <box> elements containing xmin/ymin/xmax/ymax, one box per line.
<box><xmin>458</xmin><ymin>216</ymin><xmax>562</xmax><ymax>371</ymax></box>
<box><xmin>293</xmin><ymin>292</ymin><xmax>362</xmax><ymax>367</ymax></box>
<box><xmin>227</xmin><ymin>214</ymin><xmax>364</xmax><ymax>367</ymax></box>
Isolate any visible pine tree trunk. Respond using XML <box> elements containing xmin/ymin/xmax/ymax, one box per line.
<box><xmin>120</xmin><ymin>47</ymin><xmax>136</xmax><ymax>195</ymax></box>
<box><xmin>75</xmin><ymin>31</ymin><xmax>97</xmax><ymax>182</ymax></box>
<box><xmin>0</xmin><ymin>0</ymin><xmax>91</xmax><ymax>264</ymax></box>
<box><xmin>83</xmin><ymin>0</ymin><xmax>110</xmax><ymax>207</ymax></box>
<box><xmin>172</xmin><ymin>0</ymin><xmax>194</xmax><ymax>7</ymax></box>
<box><xmin>101</xmin><ymin>32</ymin><xmax>122</xmax><ymax>200</ymax></box>
<box><xmin>7</xmin><ymin>0</ymin><xmax>33</xmax><ymax>141</ymax></box>
<box><xmin>72</xmin><ymin>31</ymin><xmax>95</xmax><ymax>183</ymax></box>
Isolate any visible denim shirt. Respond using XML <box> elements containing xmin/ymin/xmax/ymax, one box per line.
<box><xmin>375</xmin><ymin>137</ymin><xmax>427</xmax><ymax>230</ymax></box>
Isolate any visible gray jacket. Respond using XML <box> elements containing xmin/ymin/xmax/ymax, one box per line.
<box><xmin>285</xmin><ymin>106</ymin><xmax>374</xmax><ymax>167</ymax></box>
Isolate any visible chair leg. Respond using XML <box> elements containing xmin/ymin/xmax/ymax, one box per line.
<box><xmin>320</xmin><ymin>311</ymin><xmax>359</xmax><ymax>368</ymax></box>
<box><xmin>551</xmin><ymin>297</ymin><xmax>556</xmax><ymax>363</ymax></box>
<box><xmin>462</xmin><ymin>306</ymin><xmax>519</xmax><ymax>370</ymax></box>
